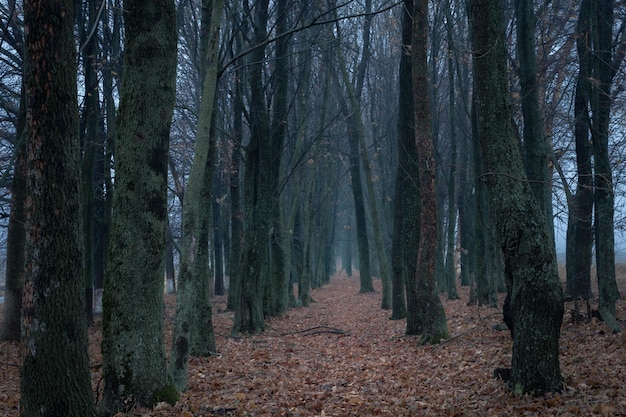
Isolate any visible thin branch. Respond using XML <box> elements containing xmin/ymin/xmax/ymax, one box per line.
<box><xmin>218</xmin><ymin>0</ymin><xmax>402</xmax><ymax>77</ymax></box>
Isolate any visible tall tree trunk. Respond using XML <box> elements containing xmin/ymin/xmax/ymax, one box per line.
<box><xmin>227</xmin><ymin>62</ymin><xmax>244</xmax><ymax>311</ymax></box>
<box><xmin>169</xmin><ymin>0</ymin><xmax>222</xmax><ymax>390</ymax></box>
<box><xmin>591</xmin><ymin>0</ymin><xmax>620</xmax><ymax>333</ymax></box>
<box><xmin>266</xmin><ymin>0</ymin><xmax>289</xmax><ymax>316</ymax></box>
<box><xmin>410</xmin><ymin>0</ymin><xmax>449</xmax><ymax>343</ymax></box>
<box><xmin>1</xmin><ymin>84</ymin><xmax>26</xmax><ymax>342</ymax></box>
<box><xmin>515</xmin><ymin>0</ymin><xmax>553</xmax><ymax>237</ymax></box>
<box><xmin>80</xmin><ymin>0</ymin><xmax>102</xmax><ymax>325</ymax></box>
<box><xmin>233</xmin><ymin>0</ymin><xmax>272</xmax><ymax>334</ymax></box>
<box><xmin>390</xmin><ymin>0</ymin><xmax>414</xmax><ymax>321</ymax></box>
<box><xmin>20</xmin><ymin>0</ymin><xmax>96</xmax><ymax>414</ymax></box>
<box><xmin>444</xmin><ymin>0</ymin><xmax>459</xmax><ymax>300</ymax></box>
<box><xmin>566</xmin><ymin>0</ymin><xmax>593</xmax><ymax>301</ymax></box>
<box><xmin>101</xmin><ymin>0</ymin><xmax>179</xmax><ymax>410</ymax></box>
<box><xmin>469</xmin><ymin>0</ymin><xmax>563</xmax><ymax>394</ymax></box>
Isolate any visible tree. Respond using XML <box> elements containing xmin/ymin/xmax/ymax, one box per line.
<box><xmin>79</xmin><ymin>0</ymin><xmax>104</xmax><ymax>324</ymax></box>
<box><xmin>566</xmin><ymin>0</ymin><xmax>593</xmax><ymax>303</ymax></box>
<box><xmin>469</xmin><ymin>0</ymin><xmax>564</xmax><ymax>394</ymax></box>
<box><xmin>19</xmin><ymin>0</ymin><xmax>96</xmax><ymax>414</ymax></box>
<box><xmin>265</xmin><ymin>0</ymin><xmax>290</xmax><ymax>316</ymax></box>
<box><xmin>232</xmin><ymin>0</ymin><xmax>272</xmax><ymax>334</ymax></box>
<box><xmin>515</xmin><ymin>0</ymin><xmax>553</xmax><ymax>236</ymax></box>
<box><xmin>443</xmin><ymin>0</ymin><xmax>460</xmax><ymax>301</ymax></box>
<box><xmin>408</xmin><ymin>0</ymin><xmax>448</xmax><ymax>343</ymax></box>
<box><xmin>1</xmin><ymin>89</ymin><xmax>25</xmax><ymax>342</ymax></box>
<box><xmin>590</xmin><ymin>0</ymin><xmax>621</xmax><ymax>333</ymax></box>
<box><xmin>101</xmin><ymin>0</ymin><xmax>179</xmax><ymax>411</ymax></box>
<box><xmin>0</xmin><ymin>1</ymin><xmax>26</xmax><ymax>342</ymax></box>
<box><xmin>390</xmin><ymin>0</ymin><xmax>414</xmax><ymax>321</ymax></box>
<box><xmin>170</xmin><ymin>0</ymin><xmax>223</xmax><ymax>391</ymax></box>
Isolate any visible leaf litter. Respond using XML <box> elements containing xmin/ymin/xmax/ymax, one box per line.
<box><xmin>1</xmin><ymin>270</ymin><xmax>624</xmax><ymax>416</ymax></box>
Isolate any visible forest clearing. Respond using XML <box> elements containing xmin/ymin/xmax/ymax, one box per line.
<box><xmin>1</xmin><ymin>267</ymin><xmax>625</xmax><ymax>417</ymax></box>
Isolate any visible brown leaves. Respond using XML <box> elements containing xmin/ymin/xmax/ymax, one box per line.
<box><xmin>1</xmin><ymin>271</ymin><xmax>625</xmax><ymax>416</ymax></box>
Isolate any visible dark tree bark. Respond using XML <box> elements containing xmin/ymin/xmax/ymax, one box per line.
<box><xmin>20</xmin><ymin>0</ymin><xmax>96</xmax><ymax>414</ymax></box>
<box><xmin>566</xmin><ymin>0</ymin><xmax>593</xmax><ymax>302</ymax></box>
<box><xmin>80</xmin><ymin>0</ymin><xmax>103</xmax><ymax>325</ymax></box>
<box><xmin>266</xmin><ymin>0</ymin><xmax>289</xmax><ymax>316</ymax></box>
<box><xmin>101</xmin><ymin>0</ymin><xmax>179</xmax><ymax>410</ymax></box>
<box><xmin>409</xmin><ymin>0</ymin><xmax>448</xmax><ymax>343</ymax></box>
<box><xmin>390</xmin><ymin>0</ymin><xmax>414</xmax><ymax>321</ymax></box>
<box><xmin>515</xmin><ymin>0</ymin><xmax>553</xmax><ymax>235</ymax></box>
<box><xmin>346</xmin><ymin>116</ymin><xmax>374</xmax><ymax>293</ymax></box>
<box><xmin>227</xmin><ymin>55</ymin><xmax>244</xmax><ymax>311</ymax></box>
<box><xmin>443</xmin><ymin>0</ymin><xmax>459</xmax><ymax>301</ymax></box>
<box><xmin>233</xmin><ymin>0</ymin><xmax>271</xmax><ymax>334</ymax></box>
<box><xmin>591</xmin><ymin>0</ymin><xmax>621</xmax><ymax>333</ymax></box>
<box><xmin>469</xmin><ymin>0</ymin><xmax>564</xmax><ymax>394</ymax></box>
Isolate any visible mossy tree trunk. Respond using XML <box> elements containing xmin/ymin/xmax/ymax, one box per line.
<box><xmin>101</xmin><ymin>0</ymin><xmax>178</xmax><ymax>411</ymax></box>
<box><xmin>410</xmin><ymin>0</ymin><xmax>449</xmax><ymax>344</ymax></box>
<box><xmin>20</xmin><ymin>0</ymin><xmax>96</xmax><ymax>414</ymax></box>
<box><xmin>469</xmin><ymin>0</ymin><xmax>564</xmax><ymax>394</ymax></box>
<box><xmin>169</xmin><ymin>0</ymin><xmax>222</xmax><ymax>391</ymax></box>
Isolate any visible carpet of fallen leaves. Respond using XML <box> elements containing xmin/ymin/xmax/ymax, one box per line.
<box><xmin>1</xmin><ymin>270</ymin><xmax>625</xmax><ymax>417</ymax></box>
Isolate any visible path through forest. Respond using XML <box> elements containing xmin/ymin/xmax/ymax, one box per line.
<box><xmin>1</xmin><ymin>271</ymin><xmax>625</xmax><ymax>416</ymax></box>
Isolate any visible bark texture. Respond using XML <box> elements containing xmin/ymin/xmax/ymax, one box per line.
<box><xmin>20</xmin><ymin>0</ymin><xmax>96</xmax><ymax>414</ymax></box>
<box><xmin>101</xmin><ymin>0</ymin><xmax>178</xmax><ymax>410</ymax></box>
<box><xmin>409</xmin><ymin>0</ymin><xmax>448</xmax><ymax>343</ymax></box>
<box><xmin>469</xmin><ymin>0</ymin><xmax>564</xmax><ymax>394</ymax></box>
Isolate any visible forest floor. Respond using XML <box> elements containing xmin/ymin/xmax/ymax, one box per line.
<box><xmin>1</xmin><ymin>268</ymin><xmax>625</xmax><ymax>416</ymax></box>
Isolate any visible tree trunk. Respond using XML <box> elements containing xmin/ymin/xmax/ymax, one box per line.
<box><xmin>410</xmin><ymin>0</ymin><xmax>449</xmax><ymax>344</ymax></box>
<box><xmin>469</xmin><ymin>0</ymin><xmax>564</xmax><ymax>394</ymax></box>
<box><xmin>233</xmin><ymin>0</ymin><xmax>272</xmax><ymax>334</ymax></box>
<box><xmin>266</xmin><ymin>0</ymin><xmax>290</xmax><ymax>316</ymax></box>
<box><xmin>566</xmin><ymin>0</ymin><xmax>593</xmax><ymax>301</ymax></box>
<box><xmin>20</xmin><ymin>0</ymin><xmax>96</xmax><ymax>414</ymax></box>
<box><xmin>227</xmin><ymin>63</ymin><xmax>243</xmax><ymax>311</ymax></box>
<box><xmin>591</xmin><ymin>0</ymin><xmax>621</xmax><ymax>333</ymax></box>
<box><xmin>0</xmin><ymin>85</ymin><xmax>26</xmax><ymax>342</ymax></box>
<box><xmin>80</xmin><ymin>0</ymin><xmax>102</xmax><ymax>325</ymax></box>
<box><xmin>101</xmin><ymin>0</ymin><xmax>178</xmax><ymax>410</ymax></box>
<box><xmin>169</xmin><ymin>0</ymin><xmax>222</xmax><ymax>390</ymax></box>
<box><xmin>444</xmin><ymin>0</ymin><xmax>459</xmax><ymax>301</ymax></box>
<box><xmin>515</xmin><ymin>0</ymin><xmax>553</xmax><ymax>236</ymax></box>
<box><xmin>213</xmin><ymin>170</ymin><xmax>225</xmax><ymax>296</ymax></box>
<box><xmin>390</xmin><ymin>0</ymin><xmax>414</xmax><ymax>321</ymax></box>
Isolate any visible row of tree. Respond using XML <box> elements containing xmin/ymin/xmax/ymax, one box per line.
<box><xmin>0</xmin><ymin>0</ymin><xmax>624</xmax><ymax>414</ymax></box>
